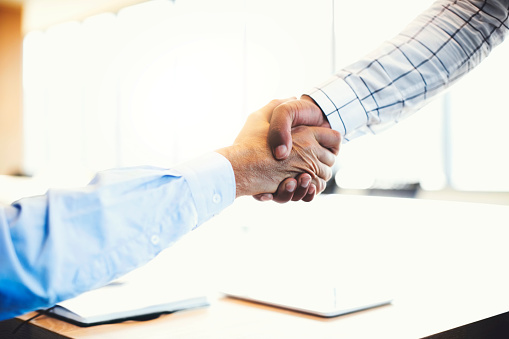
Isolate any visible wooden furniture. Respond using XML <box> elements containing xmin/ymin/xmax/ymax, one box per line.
<box><xmin>0</xmin><ymin>3</ymin><xmax>23</xmax><ymax>175</ymax></box>
<box><xmin>9</xmin><ymin>294</ymin><xmax>509</xmax><ymax>339</ymax></box>
<box><xmin>6</xmin><ymin>195</ymin><xmax>509</xmax><ymax>338</ymax></box>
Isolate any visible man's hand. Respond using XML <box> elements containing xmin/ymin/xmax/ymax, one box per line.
<box><xmin>216</xmin><ymin>99</ymin><xmax>340</xmax><ymax>198</ymax></box>
<box><xmin>253</xmin><ymin>96</ymin><xmax>336</xmax><ymax>203</ymax></box>
<box><xmin>253</xmin><ymin>174</ymin><xmax>316</xmax><ymax>203</ymax></box>
<box><xmin>268</xmin><ymin>95</ymin><xmax>331</xmax><ymax>160</ymax></box>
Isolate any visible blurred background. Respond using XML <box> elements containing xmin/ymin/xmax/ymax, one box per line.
<box><xmin>1</xmin><ymin>0</ymin><xmax>508</xmax><ymax>205</ymax></box>
<box><xmin>2</xmin><ymin>0</ymin><xmax>509</xmax><ymax>318</ymax></box>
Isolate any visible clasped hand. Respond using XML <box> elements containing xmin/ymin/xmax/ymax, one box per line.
<box><xmin>217</xmin><ymin>98</ymin><xmax>339</xmax><ymax>202</ymax></box>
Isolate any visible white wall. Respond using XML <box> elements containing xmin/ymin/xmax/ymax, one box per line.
<box><xmin>22</xmin><ymin>0</ymin><xmax>509</xmax><ymax>192</ymax></box>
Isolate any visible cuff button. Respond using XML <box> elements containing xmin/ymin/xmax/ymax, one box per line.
<box><xmin>212</xmin><ymin>194</ymin><xmax>221</xmax><ymax>204</ymax></box>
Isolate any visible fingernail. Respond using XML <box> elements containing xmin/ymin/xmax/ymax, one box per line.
<box><xmin>301</xmin><ymin>176</ymin><xmax>310</xmax><ymax>188</ymax></box>
<box><xmin>308</xmin><ymin>184</ymin><xmax>316</xmax><ymax>195</ymax></box>
<box><xmin>275</xmin><ymin>145</ymin><xmax>287</xmax><ymax>159</ymax></box>
<box><xmin>260</xmin><ymin>194</ymin><xmax>272</xmax><ymax>201</ymax></box>
<box><xmin>286</xmin><ymin>181</ymin><xmax>296</xmax><ymax>192</ymax></box>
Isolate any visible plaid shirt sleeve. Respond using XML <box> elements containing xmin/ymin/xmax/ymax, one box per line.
<box><xmin>306</xmin><ymin>0</ymin><xmax>509</xmax><ymax>142</ymax></box>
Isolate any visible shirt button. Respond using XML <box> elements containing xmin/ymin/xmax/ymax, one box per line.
<box><xmin>151</xmin><ymin>235</ymin><xmax>160</xmax><ymax>245</ymax></box>
<box><xmin>212</xmin><ymin>194</ymin><xmax>221</xmax><ymax>204</ymax></box>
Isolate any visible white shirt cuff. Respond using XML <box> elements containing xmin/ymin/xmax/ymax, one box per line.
<box><xmin>307</xmin><ymin>77</ymin><xmax>370</xmax><ymax>142</ymax></box>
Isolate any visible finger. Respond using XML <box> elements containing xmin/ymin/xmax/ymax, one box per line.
<box><xmin>313</xmin><ymin>177</ymin><xmax>327</xmax><ymax>195</ymax></box>
<box><xmin>272</xmin><ymin>178</ymin><xmax>298</xmax><ymax>204</ymax></box>
<box><xmin>302</xmin><ymin>184</ymin><xmax>316</xmax><ymax>202</ymax></box>
<box><xmin>315</xmin><ymin>145</ymin><xmax>337</xmax><ymax>168</ymax></box>
<box><xmin>312</xmin><ymin>127</ymin><xmax>341</xmax><ymax>155</ymax></box>
<box><xmin>253</xmin><ymin>193</ymin><xmax>273</xmax><ymax>202</ymax></box>
<box><xmin>291</xmin><ymin>173</ymin><xmax>312</xmax><ymax>201</ymax></box>
<box><xmin>315</xmin><ymin>161</ymin><xmax>333</xmax><ymax>182</ymax></box>
<box><xmin>268</xmin><ymin>99</ymin><xmax>326</xmax><ymax>160</ymax></box>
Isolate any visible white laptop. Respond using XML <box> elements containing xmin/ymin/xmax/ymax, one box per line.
<box><xmin>214</xmin><ymin>195</ymin><xmax>395</xmax><ymax>317</ymax></box>
<box><xmin>223</xmin><ymin>274</ymin><xmax>392</xmax><ymax>318</ymax></box>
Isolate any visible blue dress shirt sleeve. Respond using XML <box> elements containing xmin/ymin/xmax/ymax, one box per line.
<box><xmin>0</xmin><ymin>152</ymin><xmax>235</xmax><ymax>320</ymax></box>
<box><xmin>307</xmin><ymin>0</ymin><xmax>509</xmax><ymax>142</ymax></box>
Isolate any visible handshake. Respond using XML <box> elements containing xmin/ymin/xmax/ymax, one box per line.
<box><xmin>217</xmin><ymin>95</ymin><xmax>340</xmax><ymax>203</ymax></box>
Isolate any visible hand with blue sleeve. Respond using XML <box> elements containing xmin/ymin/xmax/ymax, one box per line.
<box><xmin>217</xmin><ymin>98</ymin><xmax>340</xmax><ymax>198</ymax></box>
<box><xmin>0</xmin><ymin>98</ymin><xmax>339</xmax><ymax>320</ymax></box>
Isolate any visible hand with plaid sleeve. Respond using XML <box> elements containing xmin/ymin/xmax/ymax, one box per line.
<box><xmin>262</xmin><ymin>0</ymin><xmax>508</xmax><ymax>202</ymax></box>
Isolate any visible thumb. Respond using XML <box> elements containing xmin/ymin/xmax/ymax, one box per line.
<box><xmin>268</xmin><ymin>98</ymin><xmax>327</xmax><ymax>160</ymax></box>
<box><xmin>268</xmin><ymin>102</ymin><xmax>295</xmax><ymax>160</ymax></box>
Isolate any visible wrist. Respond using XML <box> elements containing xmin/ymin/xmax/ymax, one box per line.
<box><xmin>300</xmin><ymin>94</ymin><xmax>331</xmax><ymax>129</ymax></box>
<box><xmin>216</xmin><ymin>145</ymin><xmax>279</xmax><ymax>199</ymax></box>
<box><xmin>215</xmin><ymin>146</ymin><xmax>250</xmax><ymax>198</ymax></box>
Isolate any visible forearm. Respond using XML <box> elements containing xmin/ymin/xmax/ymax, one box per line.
<box><xmin>307</xmin><ymin>0</ymin><xmax>509</xmax><ymax>141</ymax></box>
<box><xmin>0</xmin><ymin>153</ymin><xmax>235</xmax><ymax>320</ymax></box>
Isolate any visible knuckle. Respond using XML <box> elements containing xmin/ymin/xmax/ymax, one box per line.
<box><xmin>272</xmin><ymin>104</ymin><xmax>290</xmax><ymax>119</ymax></box>
<box><xmin>332</xmin><ymin>129</ymin><xmax>341</xmax><ymax>139</ymax></box>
